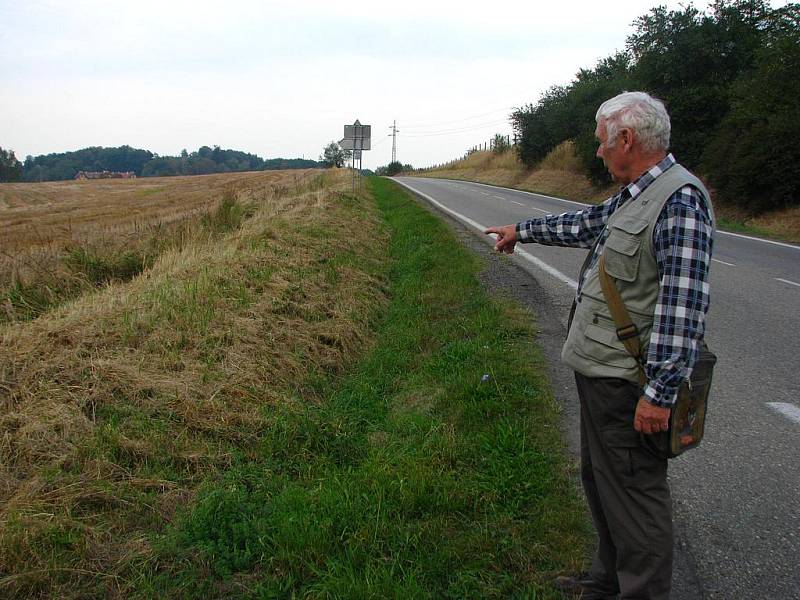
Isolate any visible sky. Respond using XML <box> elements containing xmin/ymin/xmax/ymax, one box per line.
<box><xmin>1</xmin><ymin>0</ymin><xmax>723</xmax><ymax>170</ymax></box>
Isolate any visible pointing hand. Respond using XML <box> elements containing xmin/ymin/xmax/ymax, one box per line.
<box><xmin>484</xmin><ymin>225</ymin><xmax>517</xmax><ymax>254</ymax></box>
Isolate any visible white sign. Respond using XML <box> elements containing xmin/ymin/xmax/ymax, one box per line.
<box><xmin>339</xmin><ymin>138</ymin><xmax>369</xmax><ymax>151</ymax></box>
<box><xmin>343</xmin><ymin>120</ymin><xmax>371</xmax><ymax>150</ymax></box>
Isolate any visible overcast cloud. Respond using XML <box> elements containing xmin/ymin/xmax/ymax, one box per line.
<box><xmin>2</xmin><ymin>0</ymin><xmax>736</xmax><ymax>169</ymax></box>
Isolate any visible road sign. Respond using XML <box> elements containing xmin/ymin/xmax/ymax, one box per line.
<box><xmin>339</xmin><ymin>138</ymin><xmax>369</xmax><ymax>150</ymax></box>
<box><xmin>343</xmin><ymin>120</ymin><xmax>371</xmax><ymax>150</ymax></box>
<box><xmin>342</xmin><ymin>119</ymin><xmax>370</xmax><ymax>194</ymax></box>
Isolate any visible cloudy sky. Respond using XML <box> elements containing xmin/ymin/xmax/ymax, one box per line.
<box><xmin>3</xmin><ymin>0</ymin><xmax>708</xmax><ymax>170</ymax></box>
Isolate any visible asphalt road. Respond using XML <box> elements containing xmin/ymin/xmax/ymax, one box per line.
<box><xmin>393</xmin><ymin>176</ymin><xmax>800</xmax><ymax>600</ymax></box>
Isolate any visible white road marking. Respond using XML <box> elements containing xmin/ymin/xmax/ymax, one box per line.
<box><xmin>775</xmin><ymin>278</ymin><xmax>800</xmax><ymax>288</ymax></box>
<box><xmin>392</xmin><ymin>178</ymin><xmax>578</xmax><ymax>289</ymax></box>
<box><xmin>491</xmin><ymin>195</ymin><xmax>506</xmax><ymax>200</ymax></box>
<box><xmin>716</xmin><ymin>230</ymin><xmax>800</xmax><ymax>250</ymax></box>
<box><xmin>766</xmin><ymin>402</ymin><xmax>800</xmax><ymax>425</ymax></box>
<box><xmin>712</xmin><ymin>259</ymin><xmax>736</xmax><ymax>266</ymax></box>
<box><xmin>510</xmin><ymin>201</ymin><xmax>525</xmax><ymax>206</ymax></box>
<box><xmin>463</xmin><ymin>179</ymin><xmax>588</xmax><ymax>207</ymax></box>
<box><xmin>514</xmin><ymin>247</ymin><xmax>579</xmax><ymax>289</ymax></box>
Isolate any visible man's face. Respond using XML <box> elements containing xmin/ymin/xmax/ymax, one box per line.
<box><xmin>595</xmin><ymin>119</ymin><xmax>628</xmax><ymax>183</ymax></box>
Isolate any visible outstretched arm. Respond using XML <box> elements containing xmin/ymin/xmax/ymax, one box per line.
<box><xmin>485</xmin><ymin>195</ymin><xmax>621</xmax><ymax>252</ymax></box>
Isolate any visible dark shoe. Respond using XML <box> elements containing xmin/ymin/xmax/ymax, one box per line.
<box><xmin>554</xmin><ymin>572</ymin><xmax>619</xmax><ymax>599</ymax></box>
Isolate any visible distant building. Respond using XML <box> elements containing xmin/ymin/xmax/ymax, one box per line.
<box><xmin>75</xmin><ymin>170</ymin><xmax>136</xmax><ymax>180</ymax></box>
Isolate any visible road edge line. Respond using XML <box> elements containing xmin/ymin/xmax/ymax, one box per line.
<box><xmin>390</xmin><ymin>177</ymin><xmax>578</xmax><ymax>290</ymax></box>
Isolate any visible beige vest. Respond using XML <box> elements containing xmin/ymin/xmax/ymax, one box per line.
<box><xmin>562</xmin><ymin>164</ymin><xmax>714</xmax><ymax>382</ymax></box>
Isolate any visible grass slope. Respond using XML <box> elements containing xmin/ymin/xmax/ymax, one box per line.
<box><xmin>128</xmin><ymin>177</ymin><xmax>589</xmax><ymax>598</ymax></box>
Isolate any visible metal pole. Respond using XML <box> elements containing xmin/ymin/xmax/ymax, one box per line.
<box><xmin>390</xmin><ymin>120</ymin><xmax>399</xmax><ymax>164</ymax></box>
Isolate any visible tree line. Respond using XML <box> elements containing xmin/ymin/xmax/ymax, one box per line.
<box><xmin>511</xmin><ymin>0</ymin><xmax>799</xmax><ymax>214</ymax></box>
<box><xmin>0</xmin><ymin>145</ymin><xmax>321</xmax><ymax>183</ymax></box>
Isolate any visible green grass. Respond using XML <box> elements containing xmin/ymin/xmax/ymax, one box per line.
<box><xmin>130</xmin><ymin>177</ymin><xmax>589</xmax><ymax>598</ymax></box>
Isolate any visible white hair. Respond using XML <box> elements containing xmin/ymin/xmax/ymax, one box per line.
<box><xmin>596</xmin><ymin>91</ymin><xmax>671</xmax><ymax>153</ymax></box>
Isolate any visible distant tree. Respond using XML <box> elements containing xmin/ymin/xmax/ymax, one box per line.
<box><xmin>320</xmin><ymin>141</ymin><xmax>350</xmax><ymax>168</ymax></box>
<box><xmin>0</xmin><ymin>147</ymin><xmax>23</xmax><ymax>182</ymax></box>
<box><xmin>492</xmin><ymin>133</ymin><xmax>510</xmax><ymax>154</ymax></box>
<box><xmin>18</xmin><ymin>144</ymin><xmax>321</xmax><ymax>181</ymax></box>
<box><xmin>22</xmin><ymin>146</ymin><xmax>155</xmax><ymax>181</ymax></box>
<box><xmin>376</xmin><ymin>161</ymin><xmax>406</xmax><ymax>177</ymax></box>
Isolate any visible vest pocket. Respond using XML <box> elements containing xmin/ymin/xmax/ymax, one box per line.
<box><xmin>603</xmin><ymin>218</ymin><xmax>647</xmax><ymax>282</ymax></box>
<box><xmin>576</xmin><ymin>322</ymin><xmax>634</xmax><ymax>366</ymax></box>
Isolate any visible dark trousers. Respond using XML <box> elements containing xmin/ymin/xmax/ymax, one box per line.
<box><xmin>575</xmin><ymin>373</ymin><xmax>673</xmax><ymax>600</ymax></box>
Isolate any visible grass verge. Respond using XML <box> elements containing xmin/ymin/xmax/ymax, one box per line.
<box><xmin>128</xmin><ymin>177</ymin><xmax>589</xmax><ymax>598</ymax></box>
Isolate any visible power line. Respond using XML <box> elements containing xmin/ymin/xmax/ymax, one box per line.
<box><xmin>401</xmin><ymin>106</ymin><xmax>515</xmax><ymax>130</ymax></box>
<box><xmin>401</xmin><ymin>119</ymin><xmax>511</xmax><ymax>138</ymax></box>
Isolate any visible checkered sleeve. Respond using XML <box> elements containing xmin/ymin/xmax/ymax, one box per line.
<box><xmin>515</xmin><ymin>196</ymin><xmax>619</xmax><ymax>249</ymax></box>
<box><xmin>643</xmin><ymin>185</ymin><xmax>714</xmax><ymax>407</ymax></box>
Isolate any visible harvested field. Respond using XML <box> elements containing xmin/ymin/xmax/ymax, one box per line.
<box><xmin>0</xmin><ymin>171</ymin><xmax>326</xmax><ymax>322</ymax></box>
<box><xmin>0</xmin><ymin>171</ymin><xmax>308</xmax><ymax>252</ymax></box>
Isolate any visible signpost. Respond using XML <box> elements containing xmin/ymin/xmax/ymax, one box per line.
<box><xmin>342</xmin><ymin>119</ymin><xmax>370</xmax><ymax>193</ymax></box>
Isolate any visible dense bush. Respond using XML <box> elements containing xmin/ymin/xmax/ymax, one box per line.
<box><xmin>702</xmin><ymin>3</ymin><xmax>800</xmax><ymax>212</ymax></box>
<box><xmin>511</xmin><ymin>0</ymin><xmax>800</xmax><ymax>213</ymax></box>
<box><xmin>375</xmin><ymin>162</ymin><xmax>411</xmax><ymax>176</ymax></box>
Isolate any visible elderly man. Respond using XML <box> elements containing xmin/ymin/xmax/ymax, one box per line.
<box><xmin>485</xmin><ymin>91</ymin><xmax>714</xmax><ymax>599</ymax></box>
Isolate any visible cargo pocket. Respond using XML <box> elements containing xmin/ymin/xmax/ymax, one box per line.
<box><xmin>603</xmin><ymin>217</ymin><xmax>648</xmax><ymax>283</ymax></box>
<box><xmin>602</xmin><ymin>428</ymin><xmax>641</xmax><ymax>480</ymax></box>
<box><xmin>578</xmin><ymin>322</ymin><xmax>637</xmax><ymax>369</ymax></box>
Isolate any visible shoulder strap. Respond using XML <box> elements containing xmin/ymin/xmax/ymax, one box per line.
<box><xmin>598</xmin><ymin>254</ymin><xmax>647</xmax><ymax>386</ymax></box>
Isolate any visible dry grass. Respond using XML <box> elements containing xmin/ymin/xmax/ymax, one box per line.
<box><xmin>0</xmin><ymin>169</ymin><xmax>389</xmax><ymax>597</ymax></box>
<box><xmin>714</xmin><ymin>202</ymin><xmax>800</xmax><ymax>243</ymax></box>
<box><xmin>0</xmin><ymin>171</ymin><xmax>315</xmax><ymax>322</ymax></box>
<box><xmin>417</xmin><ymin>142</ymin><xmax>615</xmax><ymax>204</ymax></box>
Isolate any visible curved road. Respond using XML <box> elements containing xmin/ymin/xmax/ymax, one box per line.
<box><xmin>393</xmin><ymin>176</ymin><xmax>800</xmax><ymax>600</ymax></box>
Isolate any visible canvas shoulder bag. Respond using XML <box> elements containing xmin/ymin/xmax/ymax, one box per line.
<box><xmin>598</xmin><ymin>255</ymin><xmax>716</xmax><ymax>457</ymax></box>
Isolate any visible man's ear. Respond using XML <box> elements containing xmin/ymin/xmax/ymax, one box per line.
<box><xmin>620</xmin><ymin>128</ymin><xmax>635</xmax><ymax>151</ymax></box>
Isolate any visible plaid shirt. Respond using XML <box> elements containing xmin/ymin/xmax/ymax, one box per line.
<box><xmin>516</xmin><ymin>154</ymin><xmax>714</xmax><ymax>407</ymax></box>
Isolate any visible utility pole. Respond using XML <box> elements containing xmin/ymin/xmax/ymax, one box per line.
<box><xmin>389</xmin><ymin>120</ymin><xmax>399</xmax><ymax>163</ymax></box>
